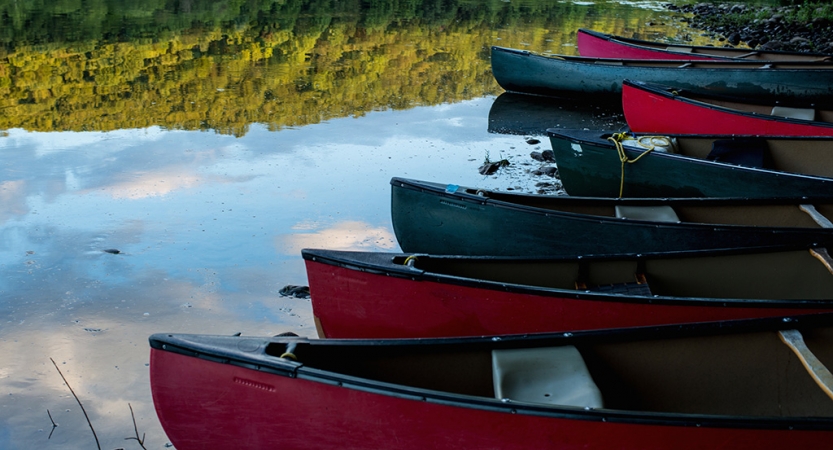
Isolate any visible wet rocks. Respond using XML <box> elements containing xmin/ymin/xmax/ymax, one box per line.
<box><xmin>530</xmin><ymin>150</ymin><xmax>555</xmax><ymax>162</ymax></box>
<box><xmin>666</xmin><ymin>2</ymin><xmax>833</xmax><ymax>54</ymax></box>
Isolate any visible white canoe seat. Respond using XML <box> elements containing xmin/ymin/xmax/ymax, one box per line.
<box><xmin>492</xmin><ymin>346</ymin><xmax>604</xmax><ymax>408</ymax></box>
<box><xmin>771</xmin><ymin>106</ymin><xmax>815</xmax><ymax>121</ymax></box>
<box><xmin>615</xmin><ymin>205</ymin><xmax>680</xmax><ymax>223</ymax></box>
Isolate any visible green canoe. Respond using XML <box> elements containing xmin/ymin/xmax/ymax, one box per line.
<box><xmin>491</xmin><ymin>46</ymin><xmax>833</xmax><ymax>106</ymax></box>
<box><xmin>390</xmin><ymin>177</ymin><xmax>833</xmax><ymax>257</ymax></box>
<box><xmin>547</xmin><ymin>129</ymin><xmax>833</xmax><ymax>199</ymax></box>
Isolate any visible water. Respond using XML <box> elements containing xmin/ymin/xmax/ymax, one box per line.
<box><xmin>0</xmin><ymin>0</ymin><xmax>717</xmax><ymax>448</ymax></box>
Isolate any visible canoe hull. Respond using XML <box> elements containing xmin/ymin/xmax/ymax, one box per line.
<box><xmin>623</xmin><ymin>80</ymin><xmax>833</xmax><ymax>136</ymax></box>
<box><xmin>577</xmin><ymin>29</ymin><xmax>719</xmax><ymax>61</ymax></box>
<box><xmin>391</xmin><ymin>178</ymin><xmax>833</xmax><ymax>257</ymax></box>
<box><xmin>150</xmin><ymin>330</ymin><xmax>833</xmax><ymax>449</ymax></box>
<box><xmin>304</xmin><ymin>251</ymin><xmax>830</xmax><ymax>339</ymax></box>
<box><xmin>547</xmin><ymin>130</ymin><xmax>833</xmax><ymax>198</ymax></box>
<box><xmin>491</xmin><ymin>46</ymin><xmax>833</xmax><ymax>105</ymax></box>
<box><xmin>575</xmin><ymin>28</ymin><xmax>832</xmax><ymax>62</ymax></box>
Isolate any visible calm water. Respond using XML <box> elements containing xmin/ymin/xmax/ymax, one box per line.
<box><xmin>0</xmin><ymin>0</ymin><xmax>719</xmax><ymax>448</ymax></box>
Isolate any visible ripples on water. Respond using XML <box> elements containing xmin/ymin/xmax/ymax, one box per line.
<box><xmin>0</xmin><ymin>0</ymin><xmax>711</xmax><ymax>447</ymax></box>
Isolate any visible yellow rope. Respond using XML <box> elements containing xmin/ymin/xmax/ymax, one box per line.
<box><xmin>607</xmin><ymin>133</ymin><xmax>671</xmax><ymax>198</ymax></box>
<box><xmin>403</xmin><ymin>255</ymin><xmax>418</xmax><ymax>266</ymax></box>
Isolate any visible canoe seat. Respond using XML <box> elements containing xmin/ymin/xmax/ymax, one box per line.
<box><xmin>771</xmin><ymin>106</ymin><xmax>815</xmax><ymax>121</ymax></box>
<box><xmin>615</xmin><ymin>205</ymin><xmax>680</xmax><ymax>222</ymax></box>
<box><xmin>492</xmin><ymin>346</ymin><xmax>603</xmax><ymax>408</ymax></box>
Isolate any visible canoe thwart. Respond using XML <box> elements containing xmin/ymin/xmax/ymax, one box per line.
<box><xmin>491</xmin><ymin>346</ymin><xmax>604</xmax><ymax>407</ymax></box>
<box><xmin>615</xmin><ymin>205</ymin><xmax>680</xmax><ymax>222</ymax></box>
<box><xmin>778</xmin><ymin>329</ymin><xmax>833</xmax><ymax>401</ymax></box>
<box><xmin>800</xmin><ymin>205</ymin><xmax>833</xmax><ymax>228</ymax></box>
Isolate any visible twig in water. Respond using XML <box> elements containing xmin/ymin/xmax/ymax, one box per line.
<box><xmin>50</xmin><ymin>358</ymin><xmax>101</xmax><ymax>450</ymax></box>
<box><xmin>124</xmin><ymin>403</ymin><xmax>148</xmax><ymax>450</ymax></box>
<box><xmin>46</xmin><ymin>409</ymin><xmax>57</xmax><ymax>439</ymax></box>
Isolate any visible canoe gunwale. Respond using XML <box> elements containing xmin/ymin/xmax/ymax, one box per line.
<box><xmin>301</xmin><ymin>248</ymin><xmax>833</xmax><ymax>308</ymax></box>
<box><xmin>623</xmin><ymin>79</ymin><xmax>833</xmax><ymax>128</ymax></box>
<box><xmin>150</xmin><ymin>315</ymin><xmax>833</xmax><ymax>431</ymax></box>
<box><xmin>391</xmin><ymin>176</ymin><xmax>833</xmax><ymax>228</ymax></box>
<box><xmin>492</xmin><ymin>46</ymin><xmax>833</xmax><ymax>69</ymax></box>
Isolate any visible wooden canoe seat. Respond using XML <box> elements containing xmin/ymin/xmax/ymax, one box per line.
<box><xmin>771</xmin><ymin>106</ymin><xmax>815</xmax><ymax>121</ymax></box>
<box><xmin>615</xmin><ymin>205</ymin><xmax>680</xmax><ymax>222</ymax></box>
<box><xmin>492</xmin><ymin>346</ymin><xmax>603</xmax><ymax>408</ymax></box>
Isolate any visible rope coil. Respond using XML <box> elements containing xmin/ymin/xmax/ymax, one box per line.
<box><xmin>606</xmin><ymin>133</ymin><xmax>671</xmax><ymax>198</ymax></box>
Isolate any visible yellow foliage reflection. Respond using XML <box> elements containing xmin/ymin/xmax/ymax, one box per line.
<box><xmin>0</xmin><ymin>0</ymin><xmax>704</xmax><ymax>136</ymax></box>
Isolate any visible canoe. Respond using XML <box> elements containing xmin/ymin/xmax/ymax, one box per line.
<box><xmin>490</xmin><ymin>46</ymin><xmax>833</xmax><ymax>106</ymax></box>
<box><xmin>302</xmin><ymin>245</ymin><xmax>833</xmax><ymax>339</ymax></box>
<box><xmin>623</xmin><ymin>80</ymin><xmax>833</xmax><ymax>136</ymax></box>
<box><xmin>488</xmin><ymin>92</ymin><xmax>624</xmax><ymax>136</ymax></box>
<box><xmin>576</xmin><ymin>28</ymin><xmax>833</xmax><ymax>62</ymax></box>
<box><xmin>390</xmin><ymin>177</ymin><xmax>833</xmax><ymax>257</ymax></box>
<box><xmin>546</xmin><ymin>128</ymin><xmax>833</xmax><ymax>199</ymax></box>
<box><xmin>150</xmin><ymin>314</ymin><xmax>833</xmax><ymax>449</ymax></box>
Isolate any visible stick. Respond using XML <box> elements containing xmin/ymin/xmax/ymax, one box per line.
<box><xmin>124</xmin><ymin>403</ymin><xmax>148</xmax><ymax>450</ymax></box>
<box><xmin>50</xmin><ymin>358</ymin><xmax>100</xmax><ymax>450</ymax></box>
<box><xmin>47</xmin><ymin>409</ymin><xmax>57</xmax><ymax>439</ymax></box>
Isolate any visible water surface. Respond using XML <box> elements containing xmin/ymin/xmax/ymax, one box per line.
<box><xmin>0</xmin><ymin>1</ymin><xmax>715</xmax><ymax>447</ymax></box>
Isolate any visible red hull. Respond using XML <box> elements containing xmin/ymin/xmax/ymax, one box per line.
<box><xmin>622</xmin><ymin>81</ymin><xmax>833</xmax><ymax>136</ymax></box>
<box><xmin>577</xmin><ymin>29</ymin><xmax>719</xmax><ymax>61</ymax></box>
<box><xmin>305</xmin><ymin>259</ymin><xmax>827</xmax><ymax>339</ymax></box>
<box><xmin>151</xmin><ymin>348</ymin><xmax>833</xmax><ymax>449</ymax></box>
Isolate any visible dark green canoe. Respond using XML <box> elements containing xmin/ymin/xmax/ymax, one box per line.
<box><xmin>547</xmin><ymin>129</ymin><xmax>833</xmax><ymax>199</ymax></box>
<box><xmin>390</xmin><ymin>177</ymin><xmax>833</xmax><ymax>257</ymax></box>
<box><xmin>491</xmin><ymin>46</ymin><xmax>833</xmax><ymax>106</ymax></box>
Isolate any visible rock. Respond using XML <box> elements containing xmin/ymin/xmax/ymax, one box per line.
<box><xmin>532</xmin><ymin>166</ymin><xmax>558</xmax><ymax>177</ymax></box>
<box><xmin>727</xmin><ymin>32</ymin><xmax>741</xmax><ymax>45</ymax></box>
<box><xmin>759</xmin><ymin>40</ymin><xmax>785</xmax><ymax>51</ymax></box>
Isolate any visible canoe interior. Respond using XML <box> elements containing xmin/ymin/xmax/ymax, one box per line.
<box><xmin>626</xmin><ymin>135</ymin><xmax>833</xmax><ymax>179</ymax></box>
<box><xmin>463</xmin><ymin>187</ymin><xmax>833</xmax><ymax>228</ymax></box>
<box><xmin>399</xmin><ymin>248</ymin><xmax>833</xmax><ymax>300</ymax></box>
<box><xmin>626</xmin><ymin>40</ymin><xmax>827</xmax><ymax>62</ymax></box>
<box><xmin>683</xmin><ymin>94</ymin><xmax>833</xmax><ymax>124</ymax></box>
<box><xmin>271</xmin><ymin>326</ymin><xmax>833</xmax><ymax>417</ymax></box>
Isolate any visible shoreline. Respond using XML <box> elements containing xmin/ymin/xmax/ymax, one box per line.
<box><xmin>667</xmin><ymin>2</ymin><xmax>833</xmax><ymax>54</ymax></box>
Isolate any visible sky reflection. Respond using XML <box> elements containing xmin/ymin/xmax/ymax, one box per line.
<box><xmin>0</xmin><ymin>96</ymin><xmax>567</xmax><ymax>448</ymax></box>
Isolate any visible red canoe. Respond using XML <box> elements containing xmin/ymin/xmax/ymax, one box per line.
<box><xmin>622</xmin><ymin>79</ymin><xmax>833</xmax><ymax>136</ymax></box>
<box><xmin>576</xmin><ymin>28</ymin><xmax>833</xmax><ymax>62</ymax></box>
<box><xmin>302</xmin><ymin>246</ymin><xmax>833</xmax><ymax>339</ymax></box>
<box><xmin>149</xmin><ymin>314</ymin><xmax>833</xmax><ymax>449</ymax></box>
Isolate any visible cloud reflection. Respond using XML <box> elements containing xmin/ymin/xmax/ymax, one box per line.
<box><xmin>0</xmin><ymin>181</ymin><xmax>28</xmax><ymax>223</ymax></box>
<box><xmin>96</xmin><ymin>171</ymin><xmax>206</xmax><ymax>199</ymax></box>
<box><xmin>278</xmin><ymin>220</ymin><xmax>397</xmax><ymax>254</ymax></box>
